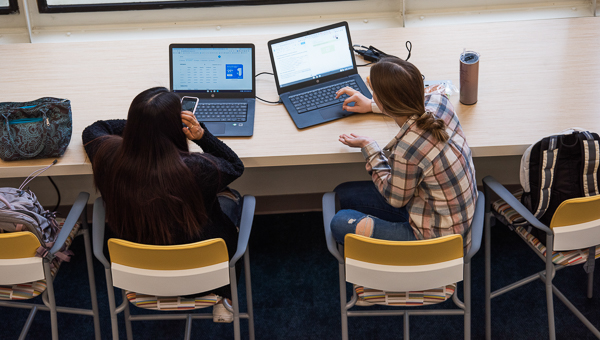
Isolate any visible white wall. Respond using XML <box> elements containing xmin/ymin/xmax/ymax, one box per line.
<box><xmin>0</xmin><ymin>0</ymin><xmax>597</xmax><ymax>44</ymax></box>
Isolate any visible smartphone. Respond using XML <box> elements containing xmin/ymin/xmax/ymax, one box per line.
<box><xmin>181</xmin><ymin>96</ymin><xmax>199</xmax><ymax>114</ymax></box>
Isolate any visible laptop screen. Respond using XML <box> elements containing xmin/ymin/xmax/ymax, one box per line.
<box><xmin>270</xmin><ymin>25</ymin><xmax>354</xmax><ymax>88</ymax></box>
<box><xmin>171</xmin><ymin>47</ymin><xmax>253</xmax><ymax>93</ymax></box>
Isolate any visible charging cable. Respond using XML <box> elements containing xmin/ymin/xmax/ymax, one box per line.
<box><xmin>254</xmin><ymin>72</ymin><xmax>283</xmax><ymax>104</ymax></box>
<box><xmin>353</xmin><ymin>41</ymin><xmax>413</xmax><ymax>66</ymax></box>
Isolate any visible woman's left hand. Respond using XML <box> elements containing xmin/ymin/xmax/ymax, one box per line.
<box><xmin>182</xmin><ymin>111</ymin><xmax>204</xmax><ymax>140</ymax></box>
<box><xmin>339</xmin><ymin>133</ymin><xmax>375</xmax><ymax>148</ymax></box>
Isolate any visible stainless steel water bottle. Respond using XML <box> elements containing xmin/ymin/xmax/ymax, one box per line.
<box><xmin>459</xmin><ymin>51</ymin><xmax>480</xmax><ymax>105</ymax></box>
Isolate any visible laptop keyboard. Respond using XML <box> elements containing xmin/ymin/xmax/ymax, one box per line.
<box><xmin>194</xmin><ymin>103</ymin><xmax>248</xmax><ymax>122</ymax></box>
<box><xmin>289</xmin><ymin>80</ymin><xmax>360</xmax><ymax>114</ymax></box>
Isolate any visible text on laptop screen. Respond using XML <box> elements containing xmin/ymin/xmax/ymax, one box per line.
<box><xmin>271</xmin><ymin>26</ymin><xmax>354</xmax><ymax>88</ymax></box>
<box><xmin>172</xmin><ymin>48</ymin><xmax>253</xmax><ymax>93</ymax></box>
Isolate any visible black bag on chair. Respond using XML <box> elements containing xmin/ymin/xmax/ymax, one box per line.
<box><xmin>520</xmin><ymin>128</ymin><xmax>600</xmax><ymax>243</ymax></box>
<box><xmin>0</xmin><ymin>98</ymin><xmax>72</xmax><ymax>161</ymax></box>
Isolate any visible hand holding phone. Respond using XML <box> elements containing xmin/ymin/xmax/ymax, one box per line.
<box><xmin>181</xmin><ymin>96</ymin><xmax>199</xmax><ymax>114</ymax></box>
<box><xmin>181</xmin><ymin>110</ymin><xmax>204</xmax><ymax>141</ymax></box>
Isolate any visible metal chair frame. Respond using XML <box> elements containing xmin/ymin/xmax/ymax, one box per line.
<box><xmin>483</xmin><ymin>175</ymin><xmax>600</xmax><ymax>340</ymax></box>
<box><xmin>92</xmin><ymin>195</ymin><xmax>256</xmax><ymax>340</ymax></box>
<box><xmin>0</xmin><ymin>192</ymin><xmax>101</xmax><ymax>340</ymax></box>
<box><xmin>322</xmin><ymin>191</ymin><xmax>485</xmax><ymax>340</ymax></box>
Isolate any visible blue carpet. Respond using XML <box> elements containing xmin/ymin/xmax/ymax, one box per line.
<box><xmin>1</xmin><ymin>212</ymin><xmax>600</xmax><ymax>339</ymax></box>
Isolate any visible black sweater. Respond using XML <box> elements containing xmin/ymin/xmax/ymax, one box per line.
<box><xmin>82</xmin><ymin>119</ymin><xmax>244</xmax><ymax>264</ymax></box>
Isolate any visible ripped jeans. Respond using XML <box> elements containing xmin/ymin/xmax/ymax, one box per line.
<box><xmin>331</xmin><ymin>181</ymin><xmax>417</xmax><ymax>244</ymax></box>
<box><xmin>331</xmin><ymin>210</ymin><xmax>417</xmax><ymax>244</ymax></box>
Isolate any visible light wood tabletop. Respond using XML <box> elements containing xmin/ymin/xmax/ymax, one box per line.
<box><xmin>1</xmin><ymin>16</ymin><xmax>599</xmax><ymax>178</ymax></box>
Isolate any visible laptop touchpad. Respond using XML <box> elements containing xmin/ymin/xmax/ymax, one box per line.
<box><xmin>319</xmin><ymin>106</ymin><xmax>346</xmax><ymax>120</ymax></box>
<box><xmin>205</xmin><ymin>123</ymin><xmax>226</xmax><ymax>135</ymax></box>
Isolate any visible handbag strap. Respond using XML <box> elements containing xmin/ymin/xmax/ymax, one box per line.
<box><xmin>2</xmin><ymin>110</ymin><xmax>48</xmax><ymax>159</ymax></box>
<box><xmin>0</xmin><ymin>193</ymin><xmax>14</xmax><ymax>210</ymax></box>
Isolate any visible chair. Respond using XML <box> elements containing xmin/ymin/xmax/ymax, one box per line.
<box><xmin>92</xmin><ymin>195</ymin><xmax>256</xmax><ymax>340</ymax></box>
<box><xmin>0</xmin><ymin>192</ymin><xmax>101</xmax><ymax>340</ymax></box>
<box><xmin>483</xmin><ymin>175</ymin><xmax>600</xmax><ymax>339</ymax></box>
<box><xmin>322</xmin><ymin>190</ymin><xmax>484</xmax><ymax>340</ymax></box>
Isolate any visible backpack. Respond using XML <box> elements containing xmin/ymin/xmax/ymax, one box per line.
<box><xmin>519</xmin><ymin>128</ymin><xmax>600</xmax><ymax>243</ymax></box>
<box><xmin>0</xmin><ymin>161</ymin><xmax>66</xmax><ymax>259</ymax></box>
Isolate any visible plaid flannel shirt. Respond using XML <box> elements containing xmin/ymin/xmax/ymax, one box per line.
<box><xmin>362</xmin><ymin>93</ymin><xmax>477</xmax><ymax>246</ymax></box>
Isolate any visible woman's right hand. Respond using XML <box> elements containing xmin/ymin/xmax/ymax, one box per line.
<box><xmin>335</xmin><ymin>87</ymin><xmax>372</xmax><ymax>113</ymax></box>
<box><xmin>182</xmin><ymin>111</ymin><xmax>204</xmax><ymax>140</ymax></box>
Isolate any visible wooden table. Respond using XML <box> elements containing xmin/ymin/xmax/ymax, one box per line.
<box><xmin>1</xmin><ymin>16</ymin><xmax>600</xmax><ymax>179</ymax></box>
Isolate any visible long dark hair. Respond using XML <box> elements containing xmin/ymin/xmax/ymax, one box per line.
<box><xmin>370</xmin><ymin>57</ymin><xmax>449</xmax><ymax>143</ymax></box>
<box><xmin>92</xmin><ymin>87</ymin><xmax>207</xmax><ymax>245</ymax></box>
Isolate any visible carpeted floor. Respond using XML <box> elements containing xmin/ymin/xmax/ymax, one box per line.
<box><xmin>2</xmin><ymin>212</ymin><xmax>600</xmax><ymax>339</ymax></box>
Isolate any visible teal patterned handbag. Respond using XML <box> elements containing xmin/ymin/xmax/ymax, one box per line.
<box><xmin>0</xmin><ymin>98</ymin><xmax>72</xmax><ymax>161</ymax></box>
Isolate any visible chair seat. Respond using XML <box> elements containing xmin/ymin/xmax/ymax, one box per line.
<box><xmin>492</xmin><ymin>191</ymin><xmax>600</xmax><ymax>266</ymax></box>
<box><xmin>355</xmin><ymin>284</ymin><xmax>456</xmax><ymax>306</ymax></box>
<box><xmin>0</xmin><ymin>219</ymin><xmax>80</xmax><ymax>300</ymax></box>
<box><xmin>491</xmin><ymin>189</ymin><xmax>528</xmax><ymax>226</ymax></box>
<box><xmin>125</xmin><ymin>292</ymin><xmax>220</xmax><ymax>311</ymax></box>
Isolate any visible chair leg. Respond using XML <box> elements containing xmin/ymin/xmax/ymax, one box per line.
<box><xmin>464</xmin><ymin>262</ymin><xmax>471</xmax><ymax>340</ymax></box>
<box><xmin>339</xmin><ymin>262</ymin><xmax>348</xmax><ymax>340</ymax></box>
<box><xmin>82</xmin><ymin>227</ymin><xmax>102</xmax><ymax>340</ymax></box>
<box><xmin>551</xmin><ymin>285</ymin><xmax>600</xmax><ymax>337</ymax></box>
<box><xmin>18</xmin><ymin>306</ymin><xmax>38</xmax><ymax>340</ymax></box>
<box><xmin>545</xmin><ymin>235</ymin><xmax>556</xmax><ymax>340</ymax></box>
<box><xmin>586</xmin><ymin>247</ymin><xmax>595</xmax><ymax>299</ymax></box>
<box><xmin>230</xmin><ymin>266</ymin><xmax>241</xmax><ymax>340</ymax></box>
<box><xmin>122</xmin><ymin>290</ymin><xmax>133</xmax><ymax>340</ymax></box>
<box><xmin>244</xmin><ymin>250</ymin><xmax>255</xmax><ymax>340</ymax></box>
<box><xmin>545</xmin><ymin>281</ymin><xmax>556</xmax><ymax>340</ymax></box>
<box><xmin>484</xmin><ymin>212</ymin><xmax>492</xmax><ymax>340</ymax></box>
<box><xmin>105</xmin><ymin>269</ymin><xmax>120</xmax><ymax>340</ymax></box>
<box><xmin>404</xmin><ymin>313</ymin><xmax>410</xmax><ymax>340</ymax></box>
<box><xmin>184</xmin><ymin>314</ymin><xmax>192</xmax><ymax>340</ymax></box>
<box><xmin>43</xmin><ymin>263</ymin><xmax>59</xmax><ymax>340</ymax></box>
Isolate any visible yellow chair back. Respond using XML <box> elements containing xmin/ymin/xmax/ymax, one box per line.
<box><xmin>550</xmin><ymin>195</ymin><xmax>600</xmax><ymax>250</ymax></box>
<box><xmin>0</xmin><ymin>232</ymin><xmax>44</xmax><ymax>285</ymax></box>
<box><xmin>107</xmin><ymin>238</ymin><xmax>230</xmax><ymax>296</ymax></box>
<box><xmin>344</xmin><ymin>234</ymin><xmax>464</xmax><ymax>292</ymax></box>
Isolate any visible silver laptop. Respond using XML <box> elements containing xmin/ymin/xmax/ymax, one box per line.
<box><xmin>268</xmin><ymin>22</ymin><xmax>372</xmax><ymax>129</ymax></box>
<box><xmin>169</xmin><ymin>43</ymin><xmax>255</xmax><ymax>137</ymax></box>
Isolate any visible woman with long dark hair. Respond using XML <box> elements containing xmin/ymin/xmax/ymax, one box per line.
<box><xmin>82</xmin><ymin>86</ymin><xmax>244</xmax><ymax>322</ymax></box>
<box><xmin>330</xmin><ymin>57</ymin><xmax>477</xmax><ymax>248</ymax></box>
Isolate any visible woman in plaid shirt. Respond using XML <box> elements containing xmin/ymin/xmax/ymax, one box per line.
<box><xmin>330</xmin><ymin>57</ymin><xmax>478</xmax><ymax>248</ymax></box>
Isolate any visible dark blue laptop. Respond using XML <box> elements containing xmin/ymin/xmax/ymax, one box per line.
<box><xmin>268</xmin><ymin>22</ymin><xmax>372</xmax><ymax>129</ymax></box>
<box><xmin>169</xmin><ymin>43</ymin><xmax>255</xmax><ymax>137</ymax></box>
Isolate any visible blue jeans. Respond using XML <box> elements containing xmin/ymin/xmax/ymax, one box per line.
<box><xmin>331</xmin><ymin>181</ymin><xmax>416</xmax><ymax>244</ymax></box>
<box><xmin>218</xmin><ymin>188</ymin><xmax>242</xmax><ymax>228</ymax></box>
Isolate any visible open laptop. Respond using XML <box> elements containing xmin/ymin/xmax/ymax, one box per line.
<box><xmin>268</xmin><ymin>22</ymin><xmax>372</xmax><ymax>129</ymax></box>
<box><xmin>169</xmin><ymin>43</ymin><xmax>255</xmax><ymax>137</ymax></box>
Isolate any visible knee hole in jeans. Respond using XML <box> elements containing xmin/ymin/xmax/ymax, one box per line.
<box><xmin>355</xmin><ymin>216</ymin><xmax>374</xmax><ymax>238</ymax></box>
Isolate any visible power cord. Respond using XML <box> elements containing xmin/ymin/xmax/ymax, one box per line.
<box><xmin>254</xmin><ymin>72</ymin><xmax>283</xmax><ymax>104</ymax></box>
<box><xmin>48</xmin><ymin>176</ymin><xmax>61</xmax><ymax>212</ymax></box>
<box><xmin>255</xmin><ymin>72</ymin><xmax>274</xmax><ymax>77</ymax></box>
<box><xmin>353</xmin><ymin>41</ymin><xmax>413</xmax><ymax>66</ymax></box>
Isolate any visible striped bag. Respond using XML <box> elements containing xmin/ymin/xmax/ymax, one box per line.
<box><xmin>519</xmin><ymin>128</ymin><xmax>600</xmax><ymax>243</ymax></box>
